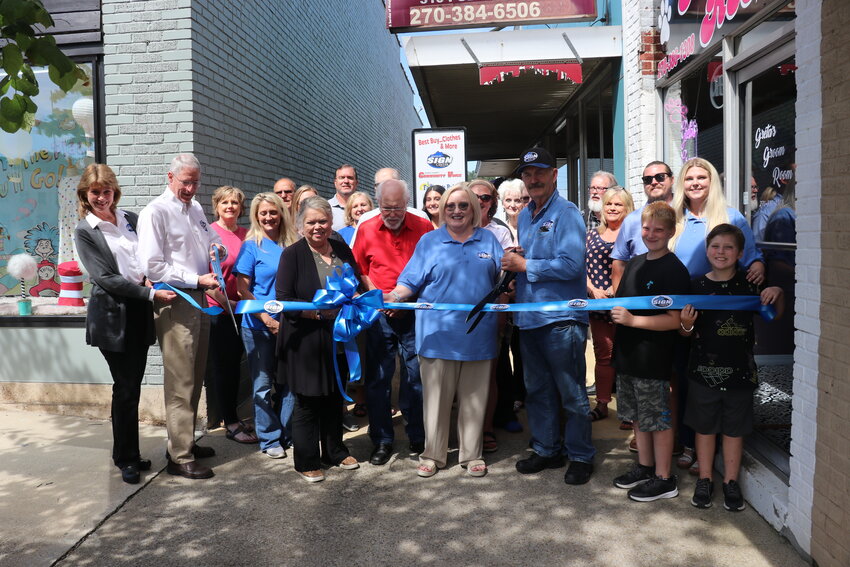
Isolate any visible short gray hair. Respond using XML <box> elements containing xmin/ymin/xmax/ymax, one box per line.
<box><xmin>295</xmin><ymin>195</ymin><xmax>332</xmax><ymax>231</ymax></box>
<box><xmin>169</xmin><ymin>153</ymin><xmax>201</xmax><ymax>176</ymax></box>
<box><xmin>590</xmin><ymin>170</ymin><xmax>618</xmax><ymax>187</ymax></box>
<box><xmin>376</xmin><ymin>178</ymin><xmax>410</xmax><ymax>205</ymax></box>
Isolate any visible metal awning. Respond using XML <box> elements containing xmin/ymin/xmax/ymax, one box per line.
<box><xmin>404</xmin><ymin>26</ymin><xmax>622</xmax><ymax>174</ymax></box>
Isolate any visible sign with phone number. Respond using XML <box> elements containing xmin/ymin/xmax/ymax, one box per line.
<box><xmin>386</xmin><ymin>0</ymin><xmax>597</xmax><ymax>32</ymax></box>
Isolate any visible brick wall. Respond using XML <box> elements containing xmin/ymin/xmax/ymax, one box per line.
<box><xmin>786</xmin><ymin>0</ymin><xmax>821</xmax><ymax>556</ymax></box>
<box><xmin>622</xmin><ymin>0</ymin><xmax>660</xmax><ymax>205</ymax></box>
<box><xmin>809</xmin><ymin>1</ymin><xmax>850</xmax><ymax>565</ymax></box>
<box><xmin>101</xmin><ymin>1</ymin><xmax>421</xmax><ymax>385</ymax></box>
<box><xmin>190</xmin><ymin>2</ymin><xmax>421</xmax><ymax>203</ymax></box>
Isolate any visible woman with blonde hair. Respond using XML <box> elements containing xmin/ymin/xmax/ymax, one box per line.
<box><xmin>234</xmin><ymin>193</ymin><xmax>297</xmax><ymax>458</ymax></box>
<box><xmin>585</xmin><ymin>187</ymin><xmax>634</xmax><ymax>422</ymax></box>
<box><xmin>290</xmin><ymin>185</ymin><xmax>319</xmax><ymax>226</ymax></box>
<box><xmin>338</xmin><ymin>191</ymin><xmax>374</xmax><ymax>245</ymax></box>
<box><xmin>670</xmin><ymin>158</ymin><xmax>764</xmax><ymax>282</ymax></box>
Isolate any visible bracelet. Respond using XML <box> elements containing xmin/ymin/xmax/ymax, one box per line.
<box><xmin>315</xmin><ymin>310</ymin><xmax>322</xmax><ymax>321</ymax></box>
<box><xmin>680</xmin><ymin>322</ymin><xmax>694</xmax><ymax>333</ymax></box>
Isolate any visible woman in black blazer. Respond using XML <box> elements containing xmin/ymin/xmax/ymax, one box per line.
<box><xmin>276</xmin><ymin>196</ymin><xmax>367</xmax><ymax>483</ymax></box>
<box><xmin>73</xmin><ymin>164</ymin><xmax>176</xmax><ymax>484</ymax></box>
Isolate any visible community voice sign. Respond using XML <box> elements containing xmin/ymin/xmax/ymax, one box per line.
<box><xmin>412</xmin><ymin>128</ymin><xmax>466</xmax><ymax>208</ymax></box>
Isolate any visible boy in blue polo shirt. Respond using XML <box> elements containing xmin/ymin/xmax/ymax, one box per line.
<box><xmin>680</xmin><ymin>224</ymin><xmax>783</xmax><ymax>511</ymax></box>
<box><xmin>610</xmin><ymin>201</ymin><xmax>691</xmax><ymax>502</ymax></box>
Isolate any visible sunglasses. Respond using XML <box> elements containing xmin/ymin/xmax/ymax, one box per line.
<box><xmin>642</xmin><ymin>173</ymin><xmax>671</xmax><ymax>185</ymax></box>
<box><xmin>445</xmin><ymin>202</ymin><xmax>470</xmax><ymax>212</ymax></box>
<box><xmin>475</xmin><ymin>194</ymin><xmax>493</xmax><ymax>202</ymax></box>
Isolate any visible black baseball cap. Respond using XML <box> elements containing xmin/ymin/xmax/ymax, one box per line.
<box><xmin>515</xmin><ymin>146</ymin><xmax>556</xmax><ymax>174</ymax></box>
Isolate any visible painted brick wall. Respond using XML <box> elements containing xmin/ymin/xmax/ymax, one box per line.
<box><xmin>102</xmin><ymin>0</ymin><xmax>421</xmax><ymax>385</ymax></box>
<box><xmin>622</xmin><ymin>0</ymin><xmax>660</xmax><ymax>206</ymax></box>
<box><xmin>808</xmin><ymin>1</ymin><xmax>850</xmax><ymax>565</ymax></box>
<box><xmin>787</xmin><ymin>0</ymin><xmax>820</xmax><ymax>558</ymax></box>
<box><xmin>191</xmin><ymin>1</ymin><xmax>421</xmax><ymax>203</ymax></box>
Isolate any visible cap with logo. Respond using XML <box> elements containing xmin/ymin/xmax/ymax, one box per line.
<box><xmin>515</xmin><ymin>146</ymin><xmax>556</xmax><ymax>175</ymax></box>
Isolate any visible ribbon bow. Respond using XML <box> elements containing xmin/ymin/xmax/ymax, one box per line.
<box><xmin>312</xmin><ymin>263</ymin><xmax>383</xmax><ymax>401</ymax></box>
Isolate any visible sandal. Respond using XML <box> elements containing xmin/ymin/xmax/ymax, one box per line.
<box><xmin>417</xmin><ymin>459</ymin><xmax>438</xmax><ymax>478</ymax></box>
<box><xmin>590</xmin><ymin>404</ymin><xmax>609</xmax><ymax>422</ymax></box>
<box><xmin>225</xmin><ymin>423</ymin><xmax>258</xmax><ymax>444</ymax></box>
<box><xmin>463</xmin><ymin>459</ymin><xmax>487</xmax><ymax>477</ymax></box>
<box><xmin>676</xmin><ymin>447</ymin><xmax>696</xmax><ymax>469</ymax></box>
<box><xmin>689</xmin><ymin>459</ymin><xmax>700</xmax><ymax>476</ymax></box>
<box><xmin>483</xmin><ymin>432</ymin><xmax>498</xmax><ymax>453</ymax></box>
<box><xmin>352</xmin><ymin>403</ymin><xmax>368</xmax><ymax>418</ymax></box>
<box><xmin>619</xmin><ymin>420</ymin><xmax>634</xmax><ymax>431</ymax></box>
<box><xmin>239</xmin><ymin>419</ymin><xmax>256</xmax><ymax>434</ymax></box>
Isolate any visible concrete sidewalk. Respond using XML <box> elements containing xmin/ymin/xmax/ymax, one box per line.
<box><xmin>0</xmin><ymin>404</ymin><xmax>806</xmax><ymax>567</ymax></box>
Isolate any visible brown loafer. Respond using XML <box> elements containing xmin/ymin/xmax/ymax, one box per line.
<box><xmin>166</xmin><ymin>460</ymin><xmax>214</xmax><ymax>479</ymax></box>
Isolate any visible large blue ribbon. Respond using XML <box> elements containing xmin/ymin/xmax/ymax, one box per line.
<box><xmin>153</xmin><ymin>282</ymin><xmax>223</xmax><ymax>315</ymax></box>
<box><xmin>238</xmin><ymin>263</ymin><xmax>382</xmax><ymax>402</ymax></box>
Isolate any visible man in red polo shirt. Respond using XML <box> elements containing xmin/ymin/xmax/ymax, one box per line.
<box><xmin>353</xmin><ymin>178</ymin><xmax>433</xmax><ymax>466</ymax></box>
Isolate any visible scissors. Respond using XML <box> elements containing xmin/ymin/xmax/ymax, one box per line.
<box><xmin>465</xmin><ymin>269</ymin><xmax>516</xmax><ymax>334</ymax></box>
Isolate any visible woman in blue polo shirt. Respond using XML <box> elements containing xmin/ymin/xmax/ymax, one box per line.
<box><xmin>235</xmin><ymin>193</ymin><xmax>297</xmax><ymax>459</ymax></box>
<box><xmin>385</xmin><ymin>183</ymin><xmax>504</xmax><ymax>478</ymax></box>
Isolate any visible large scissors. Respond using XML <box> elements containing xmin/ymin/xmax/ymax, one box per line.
<box><xmin>465</xmin><ymin>269</ymin><xmax>516</xmax><ymax>334</ymax></box>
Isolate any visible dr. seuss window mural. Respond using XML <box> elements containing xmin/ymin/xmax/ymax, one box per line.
<box><xmin>0</xmin><ymin>63</ymin><xmax>95</xmax><ymax>297</ymax></box>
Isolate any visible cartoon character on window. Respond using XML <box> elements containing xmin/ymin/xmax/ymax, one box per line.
<box><xmin>24</xmin><ymin>222</ymin><xmax>61</xmax><ymax>297</ymax></box>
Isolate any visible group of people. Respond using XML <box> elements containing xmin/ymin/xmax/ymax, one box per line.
<box><xmin>74</xmin><ymin>148</ymin><xmax>783</xmax><ymax>512</ymax></box>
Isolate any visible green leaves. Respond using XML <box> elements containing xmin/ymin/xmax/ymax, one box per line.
<box><xmin>0</xmin><ymin>0</ymin><xmax>89</xmax><ymax>133</ymax></box>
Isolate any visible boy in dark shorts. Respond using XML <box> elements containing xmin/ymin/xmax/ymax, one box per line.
<box><xmin>610</xmin><ymin>201</ymin><xmax>691</xmax><ymax>502</ymax></box>
<box><xmin>680</xmin><ymin>224</ymin><xmax>783</xmax><ymax>511</ymax></box>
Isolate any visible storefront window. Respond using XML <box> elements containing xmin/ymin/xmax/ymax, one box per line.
<box><xmin>0</xmin><ymin>63</ymin><xmax>95</xmax><ymax>297</ymax></box>
<box><xmin>662</xmin><ymin>54</ymin><xmax>724</xmax><ymax>176</ymax></box>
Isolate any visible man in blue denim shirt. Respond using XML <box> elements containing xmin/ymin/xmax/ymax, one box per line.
<box><xmin>501</xmin><ymin>147</ymin><xmax>595</xmax><ymax>485</ymax></box>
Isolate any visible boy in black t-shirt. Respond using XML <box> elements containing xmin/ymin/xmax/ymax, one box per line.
<box><xmin>610</xmin><ymin>202</ymin><xmax>691</xmax><ymax>502</ymax></box>
<box><xmin>680</xmin><ymin>224</ymin><xmax>783</xmax><ymax>511</ymax></box>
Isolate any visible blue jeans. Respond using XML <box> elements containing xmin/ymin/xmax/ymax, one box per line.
<box><xmin>241</xmin><ymin>326</ymin><xmax>294</xmax><ymax>451</ymax></box>
<box><xmin>520</xmin><ymin>321</ymin><xmax>595</xmax><ymax>463</ymax></box>
<box><xmin>364</xmin><ymin>312</ymin><xmax>424</xmax><ymax>446</ymax></box>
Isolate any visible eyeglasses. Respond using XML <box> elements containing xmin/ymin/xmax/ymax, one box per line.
<box><xmin>588</xmin><ymin>186</ymin><xmax>608</xmax><ymax>193</ymax></box>
<box><xmin>380</xmin><ymin>206</ymin><xmax>405</xmax><ymax>213</ymax></box>
<box><xmin>444</xmin><ymin>202</ymin><xmax>470</xmax><ymax>212</ymax></box>
<box><xmin>641</xmin><ymin>173</ymin><xmax>671</xmax><ymax>185</ymax></box>
<box><xmin>521</xmin><ymin>196</ymin><xmax>530</xmax><ymax>202</ymax></box>
<box><xmin>276</xmin><ymin>189</ymin><xmax>293</xmax><ymax>195</ymax></box>
<box><xmin>475</xmin><ymin>194</ymin><xmax>493</xmax><ymax>202</ymax></box>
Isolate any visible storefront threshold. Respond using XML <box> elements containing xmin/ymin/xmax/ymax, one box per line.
<box><xmin>734</xmin><ymin>448</ymin><xmax>789</xmax><ymax>532</ymax></box>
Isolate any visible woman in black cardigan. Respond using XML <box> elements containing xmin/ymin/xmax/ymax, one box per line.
<box><xmin>73</xmin><ymin>164</ymin><xmax>176</xmax><ymax>484</ymax></box>
<box><xmin>276</xmin><ymin>196</ymin><xmax>366</xmax><ymax>483</ymax></box>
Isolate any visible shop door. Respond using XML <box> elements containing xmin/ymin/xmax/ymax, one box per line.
<box><xmin>740</xmin><ymin>52</ymin><xmax>796</xmax><ymax>477</ymax></box>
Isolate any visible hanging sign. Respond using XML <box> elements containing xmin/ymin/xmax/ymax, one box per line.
<box><xmin>412</xmin><ymin>128</ymin><xmax>467</xmax><ymax>208</ymax></box>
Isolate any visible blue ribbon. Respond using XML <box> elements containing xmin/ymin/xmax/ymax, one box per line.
<box><xmin>238</xmin><ymin>293</ymin><xmax>776</xmax><ymax>320</ymax></box>
<box><xmin>153</xmin><ymin>282</ymin><xmax>223</xmax><ymax>315</ymax></box>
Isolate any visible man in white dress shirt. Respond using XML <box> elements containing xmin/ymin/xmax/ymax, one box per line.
<box><xmin>329</xmin><ymin>164</ymin><xmax>359</xmax><ymax>231</ymax></box>
<box><xmin>138</xmin><ymin>153</ymin><xmax>222</xmax><ymax>480</ymax></box>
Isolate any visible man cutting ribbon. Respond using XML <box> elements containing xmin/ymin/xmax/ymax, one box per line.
<box><xmin>138</xmin><ymin>153</ymin><xmax>224</xmax><ymax>481</ymax></box>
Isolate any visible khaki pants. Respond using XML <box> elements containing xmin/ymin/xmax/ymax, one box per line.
<box><xmin>154</xmin><ymin>289</ymin><xmax>210</xmax><ymax>464</ymax></box>
<box><xmin>419</xmin><ymin>356</ymin><xmax>492</xmax><ymax>468</ymax></box>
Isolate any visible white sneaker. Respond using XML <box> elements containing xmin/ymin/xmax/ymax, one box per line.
<box><xmin>264</xmin><ymin>445</ymin><xmax>286</xmax><ymax>459</ymax></box>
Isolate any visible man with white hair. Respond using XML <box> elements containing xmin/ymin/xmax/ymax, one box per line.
<box><xmin>349</xmin><ymin>167</ymin><xmax>428</xmax><ymax>247</ymax></box>
<box><xmin>352</xmin><ymin>178</ymin><xmax>433</xmax><ymax>465</ymax></box>
<box><xmin>138</xmin><ymin>153</ymin><xmax>223</xmax><ymax>480</ymax></box>
<box><xmin>585</xmin><ymin>170</ymin><xmax>618</xmax><ymax>229</ymax></box>
<box><xmin>273</xmin><ymin>177</ymin><xmax>296</xmax><ymax>211</ymax></box>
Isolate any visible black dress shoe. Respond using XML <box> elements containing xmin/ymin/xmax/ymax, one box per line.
<box><xmin>564</xmin><ymin>461</ymin><xmax>594</xmax><ymax>485</ymax></box>
<box><xmin>515</xmin><ymin>452</ymin><xmax>566</xmax><ymax>474</ymax></box>
<box><xmin>136</xmin><ymin>459</ymin><xmax>152</xmax><ymax>471</ymax></box>
<box><xmin>370</xmin><ymin>443</ymin><xmax>393</xmax><ymax>466</ymax></box>
<box><xmin>409</xmin><ymin>441</ymin><xmax>425</xmax><ymax>454</ymax></box>
<box><xmin>166</xmin><ymin>460</ymin><xmax>214</xmax><ymax>479</ymax></box>
<box><xmin>120</xmin><ymin>464</ymin><xmax>140</xmax><ymax>484</ymax></box>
